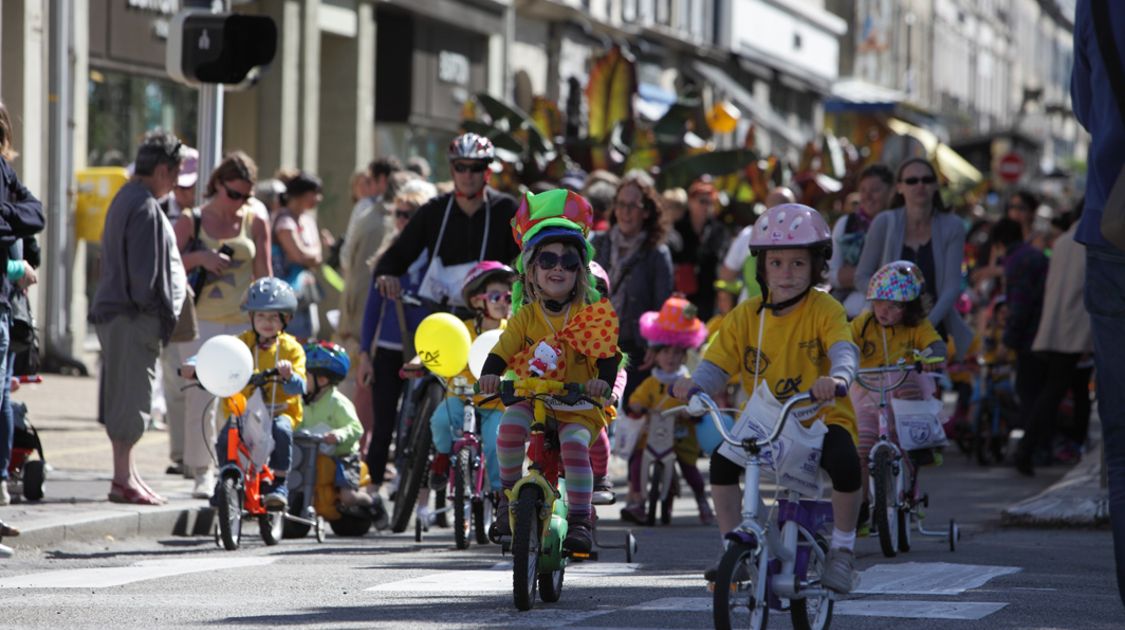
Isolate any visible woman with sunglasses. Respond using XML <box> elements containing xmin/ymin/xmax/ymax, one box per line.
<box><xmin>174</xmin><ymin>150</ymin><xmax>271</xmax><ymax>499</ymax></box>
<box><xmin>590</xmin><ymin>172</ymin><xmax>674</xmax><ymax>403</ymax></box>
<box><xmin>854</xmin><ymin>157</ymin><xmax>972</xmax><ymax>359</ymax></box>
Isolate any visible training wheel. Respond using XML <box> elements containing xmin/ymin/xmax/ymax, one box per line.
<box><xmin>315</xmin><ymin>516</ymin><xmax>326</xmax><ymax>543</ymax></box>
<box><xmin>949</xmin><ymin>519</ymin><xmax>959</xmax><ymax>552</ymax></box>
<box><xmin>625</xmin><ymin>531</ymin><xmax>638</xmax><ymax>563</ymax></box>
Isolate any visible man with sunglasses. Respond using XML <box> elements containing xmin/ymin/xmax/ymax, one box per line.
<box><xmin>372</xmin><ymin>133</ymin><xmax>520</xmax><ymax>314</ymax></box>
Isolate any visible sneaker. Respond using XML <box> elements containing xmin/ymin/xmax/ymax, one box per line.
<box><xmin>592</xmin><ymin>475</ymin><xmax>616</xmax><ymax>505</ymax></box>
<box><xmin>619</xmin><ymin>502</ymin><xmax>646</xmax><ymax>524</ymax></box>
<box><xmin>263</xmin><ymin>481</ymin><xmax>289</xmax><ymax>509</ymax></box>
<box><xmin>369</xmin><ymin>494</ymin><xmax>390</xmax><ymax>531</ymax></box>
<box><xmin>563</xmin><ymin>515</ymin><xmax>593</xmax><ymax>553</ymax></box>
<box><xmin>0</xmin><ymin>481</ymin><xmax>10</xmax><ymax>506</ymax></box>
<box><xmin>416</xmin><ymin>504</ymin><xmax>433</xmax><ymax>530</ymax></box>
<box><xmin>821</xmin><ymin>547</ymin><xmax>860</xmax><ymax>594</ymax></box>
<box><xmin>429</xmin><ymin>453</ymin><xmax>450</xmax><ymax>491</ymax></box>
<box><xmin>165</xmin><ymin>461</ymin><xmax>185</xmax><ymax>476</ymax></box>
<box><xmin>491</xmin><ymin>492</ymin><xmax>511</xmax><ymax>537</ymax></box>
<box><xmin>192</xmin><ymin>470</ymin><xmax>215</xmax><ymax>500</ymax></box>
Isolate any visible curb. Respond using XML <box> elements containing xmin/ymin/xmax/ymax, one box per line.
<box><xmin>10</xmin><ymin>505</ymin><xmax>217</xmax><ymax>550</ymax></box>
<box><xmin>1002</xmin><ymin>441</ymin><xmax>1110</xmax><ymax>528</ymax></box>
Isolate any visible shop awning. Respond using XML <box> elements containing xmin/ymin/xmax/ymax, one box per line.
<box><xmin>636</xmin><ymin>82</ymin><xmax>678</xmax><ymax>122</ymax></box>
<box><xmin>887</xmin><ymin>118</ymin><xmax>983</xmax><ymax>188</ymax></box>
<box><xmin>825</xmin><ymin>78</ymin><xmax>906</xmax><ymax>113</ymax></box>
<box><xmin>690</xmin><ymin>61</ymin><xmax>807</xmax><ymax>147</ymax></box>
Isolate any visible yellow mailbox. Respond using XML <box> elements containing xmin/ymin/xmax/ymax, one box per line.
<box><xmin>75</xmin><ymin>167</ymin><xmax>129</xmax><ymax>242</ymax></box>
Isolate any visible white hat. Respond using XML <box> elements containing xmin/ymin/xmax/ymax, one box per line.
<box><xmin>177</xmin><ymin>147</ymin><xmax>199</xmax><ymax>188</ymax></box>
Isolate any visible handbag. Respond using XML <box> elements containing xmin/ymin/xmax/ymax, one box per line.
<box><xmin>170</xmin><ymin>285</ymin><xmax>198</xmax><ymax>343</ymax></box>
<box><xmin>183</xmin><ymin>208</ymin><xmax>209</xmax><ymax>304</ymax></box>
<box><xmin>1092</xmin><ymin>0</ymin><xmax>1125</xmax><ymax>250</ymax></box>
<box><xmin>9</xmin><ymin>289</ymin><xmax>40</xmax><ymax>376</ymax></box>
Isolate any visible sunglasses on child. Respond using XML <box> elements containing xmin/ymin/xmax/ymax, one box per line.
<box><xmin>535</xmin><ymin>251</ymin><xmax>582</xmax><ymax>272</ymax></box>
<box><xmin>485</xmin><ymin>291</ymin><xmax>512</xmax><ymax>304</ymax></box>
<box><xmin>900</xmin><ymin>175</ymin><xmax>937</xmax><ymax>186</ymax></box>
<box><xmin>452</xmin><ymin>162</ymin><xmax>488</xmax><ymax>174</ymax></box>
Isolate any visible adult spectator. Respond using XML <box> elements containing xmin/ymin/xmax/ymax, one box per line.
<box><xmin>990</xmin><ymin>218</ymin><xmax>1048</xmax><ymax>475</ymax></box>
<box><xmin>1025</xmin><ymin>202</ymin><xmax>1092</xmax><ymax>475</ymax></box>
<box><xmin>670</xmin><ymin>178</ymin><xmax>730</xmax><ymax>321</ymax></box>
<box><xmin>155</xmin><ymin>145</ymin><xmax>198</xmax><ymax>475</ymax></box>
<box><xmin>854</xmin><ymin>157</ymin><xmax>972</xmax><ymax>357</ymax></box>
<box><xmin>368</xmin><ymin>133</ymin><xmax>519</xmax><ymax>485</ymax></box>
<box><xmin>175</xmin><ymin>151</ymin><xmax>271</xmax><ymax>499</ymax></box>
<box><xmin>406</xmin><ymin>156</ymin><xmax>432</xmax><ymax>181</ymax></box>
<box><xmin>273</xmin><ymin>171</ymin><xmax>324</xmax><ymax>341</ymax></box>
<box><xmin>828</xmin><ymin>164</ymin><xmax>894</xmax><ymax>317</ymax></box>
<box><xmin>584</xmin><ymin>172</ymin><xmax>619</xmax><ymax>232</ymax></box>
<box><xmin>0</xmin><ymin>102</ymin><xmax>44</xmax><ymax>507</ymax></box>
<box><xmin>591</xmin><ymin>172</ymin><xmax>674</xmax><ymax>401</ymax></box>
<box><xmin>89</xmin><ymin>130</ymin><xmax>180</xmax><ymax>505</ymax></box>
<box><xmin>718</xmin><ymin>186</ymin><xmax>796</xmax><ymax>300</ymax></box>
<box><xmin>1072</xmin><ymin>1</ymin><xmax>1125</xmax><ymax>604</ymax></box>
<box><xmin>343</xmin><ymin>158</ymin><xmax>401</xmax><ymax>253</ymax></box>
<box><xmin>1005</xmin><ymin>189</ymin><xmax>1040</xmax><ymax>243</ymax></box>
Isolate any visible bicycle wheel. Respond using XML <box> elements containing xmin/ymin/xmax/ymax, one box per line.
<box><xmin>791</xmin><ymin>534</ymin><xmax>834</xmax><ymax>630</ymax></box>
<box><xmin>538</xmin><ymin>566</ymin><xmax>565</xmax><ymax>603</ymax></box>
<box><xmin>453</xmin><ymin>450</ymin><xmax>472</xmax><ymax>550</ymax></box>
<box><xmin>217</xmin><ymin>476</ymin><xmax>243</xmax><ymax>551</ymax></box>
<box><xmin>390</xmin><ymin>381</ymin><xmax>442</xmax><ymax>533</ymax></box>
<box><xmin>661</xmin><ymin>473</ymin><xmax>677</xmax><ymax>525</ymax></box>
<box><xmin>713</xmin><ymin>541</ymin><xmax>768</xmax><ymax>630</ymax></box>
<box><xmin>473</xmin><ymin>494</ymin><xmax>491</xmax><ymax>545</ymax></box>
<box><xmin>511</xmin><ymin>485</ymin><xmax>542</xmax><ymax>611</ymax></box>
<box><xmin>872</xmin><ymin>448</ymin><xmax>899</xmax><ymax>558</ymax></box>
<box><xmin>646</xmin><ymin>461</ymin><xmax>663</xmax><ymax>526</ymax></box>
<box><xmin>259</xmin><ymin>511</ymin><xmax>284</xmax><ymax>546</ymax></box>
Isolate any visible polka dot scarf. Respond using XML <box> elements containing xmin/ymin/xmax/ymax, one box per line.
<box><xmin>510</xmin><ymin>298</ymin><xmax>621</xmax><ymax>381</ymax></box>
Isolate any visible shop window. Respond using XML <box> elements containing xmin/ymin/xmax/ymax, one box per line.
<box><xmin>87</xmin><ymin>68</ymin><xmax>197</xmax><ymax>167</ymax></box>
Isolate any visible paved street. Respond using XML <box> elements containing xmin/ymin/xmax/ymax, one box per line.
<box><xmin>0</xmin><ymin>377</ymin><xmax>1118</xmax><ymax>629</ymax></box>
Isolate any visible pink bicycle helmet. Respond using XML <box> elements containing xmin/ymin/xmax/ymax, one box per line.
<box><xmin>461</xmin><ymin>261</ymin><xmax>515</xmax><ymax>306</ymax></box>
<box><xmin>589</xmin><ymin>261</ymin><xmax>611</xmax><ymax>295</ymax></box>
<box><xmin>867</xmin><ymin>260</ymin><xmax>925</xmax><ymax>302</ymax></box>
<box><xmin>748</xmin><ymin>203</ymin><xmax>832</xmax><ymax>252</ymax></box>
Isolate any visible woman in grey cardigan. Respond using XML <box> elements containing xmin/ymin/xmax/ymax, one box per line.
<box><xmin>854</xmin><ymin>157</ymin><xmax>972</xmax><ymax>358</ymax></box>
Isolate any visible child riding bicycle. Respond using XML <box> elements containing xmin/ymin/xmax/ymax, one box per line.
<box><xmin>672</xmin><ymin>203</ymin><xmax>864</xmax><ymax>594</ymax></box>
<box><xmin>302</xmin><ymin>340</ymin><xmax>386</xmax><ymax>524</ymax></box>
<box><xmin>477</xmin><ymin>189</ymin><xmax>621</xmax><ymax>554</ymax></box>
<box><xmin>426</xmin><ymin>261</ymin><xmax>515</xmax><ymax>495</ymax></box>
<box><xmin>849</xmin><ymin>260</ymin><xmax>947</xmax><ymax>533</ymax></box>
<box><xmin>183</xmin><ymin>277</ymin><xmax>307</xmax><ymax>509</ymax></box>
<box><xmin>621</xmin><ymin>295</ymin><xmax>714</xmax><ymax>525</ymax></box>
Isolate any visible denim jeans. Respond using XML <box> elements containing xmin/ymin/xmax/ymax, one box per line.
<box><xmin>428</xmin><ymin>396</ymin><xmax>502</xmax><ymax>491</ymax></box>
<box><xmin>216</xmin><ymin>415</ymin><xmax>294</xmax><ymax>475</ymax></box>
<box><xmin>1085</xmin><ymin>244</ymin><xmax>1125</xmax><ymax>607</ymax></box>
<box><xmin>0</xmin><ymin>306</ymin><xmax>11</xmax><ymax>480</ymax></box>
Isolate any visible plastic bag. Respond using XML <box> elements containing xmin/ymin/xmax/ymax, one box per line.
<box><xmin>717</xmin><ymin>381</ymin><xmax>830</xmax><ymax>497</ymax></box>
<box><xmin>891</xmin><ymin>397</ymin><xmax>948</xmax><ymax>451</ymax></box>
<box><xmin>612</xmin><ymin>414</ymin><xmax>645</xmax><ymax>458</ymax></box>
<box><xmin>240</xmin><ymin>391</ymin><xmax>275</xmax><ymax>467</ymax></box>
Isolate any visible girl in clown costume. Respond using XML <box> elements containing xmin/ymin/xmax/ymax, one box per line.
<box><xmin>849</xmin><ymin>260</ymin><xmax>946</xmax><ymax>532</ymax></box>
<box><xmin>477</xmin><ymin>189</ymin><xmax>622</xmax><ymax>553</ymax></box>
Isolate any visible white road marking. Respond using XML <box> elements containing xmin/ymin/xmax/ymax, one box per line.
<box><xmin>624</xmin><ymin>596</ymin><xmax>712</xmax><ymax>612</ymax></box>
<box><xmin>835</xmin><ymin>600</ymin><xmax>1008</xmax><ymax>620</ymax></box>
<box><xmin>0</xmin><ymin>558</ymin><xmax>276</xmax><ymax>589</ymax></box>
<box><xmin>365</xmin><ymin>561</ymin><xmax>641</xmax><ymax>593</ymax></box>
<box><xmin>855</xmin><ymin>562</ymin><xmax>1020</xmax><ymax>595</ymax></box>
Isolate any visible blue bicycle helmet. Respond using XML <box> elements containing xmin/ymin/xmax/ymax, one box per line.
<box><xmin>305</xmin><ymin>341</ymin><xmax>350</xmax><ymax>383</ymax></box>
<box><xmin>242</xmin><ymin>277</ymin><xmax>298</xmax><ymax>315</ymax></box>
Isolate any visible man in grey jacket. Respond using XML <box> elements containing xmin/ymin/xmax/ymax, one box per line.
<box><xmin>89</xmin><ymin>130</ymin><xmax>187</xmax><ymax>505</ymax></box>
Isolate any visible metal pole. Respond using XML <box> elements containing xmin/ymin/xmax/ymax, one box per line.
<box><xmin>44</xmin><ymin>0</ymin><xmax>86</xmax><ymax>374</ymax></box>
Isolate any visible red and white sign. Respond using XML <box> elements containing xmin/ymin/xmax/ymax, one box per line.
<box><xmin>997</xmin><ymin>152</ymin><xmax>1025</xmax><ymax>184</ymax></box>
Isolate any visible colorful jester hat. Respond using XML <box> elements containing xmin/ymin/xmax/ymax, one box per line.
<box><xmin>510</xmin><ymin>188</ymin><xmax>598</xmax><ymax>314</ymax></box>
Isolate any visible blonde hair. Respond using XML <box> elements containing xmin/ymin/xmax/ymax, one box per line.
<box><xmin>521</xmin><ymin>240</ymin><xmax>590</xmax><ymax>306</ymax></box>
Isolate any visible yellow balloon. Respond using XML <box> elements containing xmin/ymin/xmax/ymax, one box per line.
<box><xmin>415</xmin><ymin>313</ymin><xmax>472</xmax><ymax>378</ymax></box>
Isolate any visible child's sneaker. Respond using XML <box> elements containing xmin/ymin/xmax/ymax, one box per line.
<box><xmin>563</xmin><ymin>514</ymin><xmax>593</xmax><ymax>553</ymax></box>
<box><xmin>821</xmin><ymin>548</ymin><xmax>860</xmax><ymax>593</ymax></box>
<box><xmin>263</xmin><ymin>481</ymin><xmax>289</xmax><ymax>510</ymax></box>
<box><xmin>619</xmin><ymin>502</ymin><xmax>646</xmax><ymax>524</ymax></box>
<box><xmin>429</xmin><ymin>454</ymin><xmax>450</xmax><ymax>491</ymax></box>
<box><xmin>491</xmin><ymin>492</ymin><xmax>511</xmax><ymax>538</ymax></box>
<box><xmin>592</xmin><ymin>475</ymin><xmax>616</xmax><ymax>505</ymax></box>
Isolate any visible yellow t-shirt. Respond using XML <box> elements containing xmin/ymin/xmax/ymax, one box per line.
<box><xmin>223</xmin><ymin>329</ymin><xmax>307</xmax><ymax>426</ymax></box>
<box><xmin>628</xmin><ymin>373</ymin><xmax>703</xmax><ymax>465</ymax></box>
<box><xmin>850</xmin><ymin>311</ymin><xmax>943</xmax><ymax>369</ymax></box>
<box><xmin>454</xmin><ymin>318</ymin><xmax>506</xmax><ymax>411</ymax></box>
<box><xmin>703</xmin><ymin>289</ymin><xmax>857</xmax><ymax>438</ymax></box>
<box><xmin>492</xmin><ymin>301</ymin><xmax>610</xmax><ymax>434</ymax></box>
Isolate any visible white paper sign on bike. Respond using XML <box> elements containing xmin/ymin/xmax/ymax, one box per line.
<box><xmin>240</xmin><ymin>390</ymin><xmax>275</xmax><ymax>468</ymax></box>
<box><xmin>717</xmin><ymin>381</ymin><xmax>830</xmax><ymax>497</ymax></box>
<box><xmin>891</xmin><ymin>397</ymin><xmax>948</xmax><ymax>451</ymax></box>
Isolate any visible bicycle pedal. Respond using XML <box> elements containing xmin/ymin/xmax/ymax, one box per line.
<box><xmin>566</xmin><ymin>550</ymin><xmax>598</xmax><ymax>561</ymax></box>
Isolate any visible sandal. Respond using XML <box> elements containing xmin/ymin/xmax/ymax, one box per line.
<box><xmin>0</xmin><ymin>520</ymin><xmax>19</xmax><ymax>537</ymax></box>
<box><xmin>108</xmin><ymin>482</ymin><xmax>165</xmax><ymax>506</ymax></box>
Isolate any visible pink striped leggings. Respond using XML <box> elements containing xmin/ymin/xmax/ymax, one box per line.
<box><xmin>496</xmin><ymin>402</ymin><xmax>594</xmax><ymax>519</ymax></box>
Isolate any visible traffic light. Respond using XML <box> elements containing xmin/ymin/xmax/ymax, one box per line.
<box><xmin>167</xmin><ymin>11</ymin><xmax>277</xmax><ymax>86</ymax></box>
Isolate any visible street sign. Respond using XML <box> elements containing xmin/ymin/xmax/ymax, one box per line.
<box><xmin>166</xmin><ymin>11</ymin><xmax>277</xmax><ymax>86</ymax></box>
<box><xmin>997</xmin><ymin>152</ymin><xmax>1025</xmax><ymax>184</ymax></box>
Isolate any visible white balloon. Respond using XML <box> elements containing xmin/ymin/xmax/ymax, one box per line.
<box><xmin>468</xmin><ymin>329</ymin><xmax>504</xmax><ymax>380</ymax></box>
<box><xmin>196</xmin><ymin>335</ymin><xmax>253</xmax><ymax>398</ymax></box>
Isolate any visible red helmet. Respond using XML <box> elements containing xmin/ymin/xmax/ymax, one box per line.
<box><xmin>461</xmin><ymin>261</ymin><xmax>515</xmax><ymax>306</ymax></box>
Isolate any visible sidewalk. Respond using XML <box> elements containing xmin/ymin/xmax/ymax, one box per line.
<box><xmin>0</xmin><ymin>375</ymin><xmax>214</xmax><ymax>550</ymax></box>
<box><xmin>1002</xmin><ymin>439</ymin><xmax>1110</xmax><ymax>527</ymax></box>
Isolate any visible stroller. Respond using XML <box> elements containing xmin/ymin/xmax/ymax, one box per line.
<box><xmin>7</xmin><ymin>401</ymin><xmax>46</xmax><ymax>501</ymax></box>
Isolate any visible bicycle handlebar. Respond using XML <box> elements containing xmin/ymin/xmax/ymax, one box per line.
<box><xmin>248</xmin><ymin>367</ymin><xmax>280</xmax><ymax>388</ymax></box>
<box><xmin>676</xmin><ymin>383</ymin><xmax>847</xmax><ymax>453</ymax></box>
<box><xmin>854</xmin><ymin>355</ymin><xmax>944</xmax><ymax>393</ymax></box>
<box><xmin>474</xmin><ymin>378</ymin><xmax>602</xmax><ymax>408</ymax></box>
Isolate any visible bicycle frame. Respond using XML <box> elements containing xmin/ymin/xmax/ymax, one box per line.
<box><xmin>220</xmin><ymin>394</ymin><xmax>274</xmax><ymax>517</ymax></box>
<box><xmin>505</xmin><ymin>378</ymin><xmax>567</xmax><ymax>552</ymax></box>
<box><xmin>448</xmin><ymin>379</ymin><xmax>489</xmax><ymax>501</ymax></box>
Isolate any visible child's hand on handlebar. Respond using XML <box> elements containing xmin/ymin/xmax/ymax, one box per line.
<box><xmin>584</xmin><ymin>378</ymin><xmax>610</xmax><ymax>399</ymax></box>
<box><xmin>322</xmin><ymin>433</ymin><xmax>338</xmax><ymax>445</ymax></box>
<box><xmin>276</xmin><ymin>360</ymin><xmax>293</xmax><ymax>380</ymax></box>
<box><xmin>179</xmin><ymin>364</ymin><xmax>196</xmax><ymax>380</ymax></box>
<box><xmin>477</xmin><ymin>374</ymin><xmax>500</xmax><ymax>395</ymax></box>
<box><xmin>671</xmin><ymin>377</ymin><xmax>696</xmax><ymax>400</ymax></box>
<box><xmin>812</xmin><ymin>376</ymin><xmax>846</xmax><ymax>401</ymax></box>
